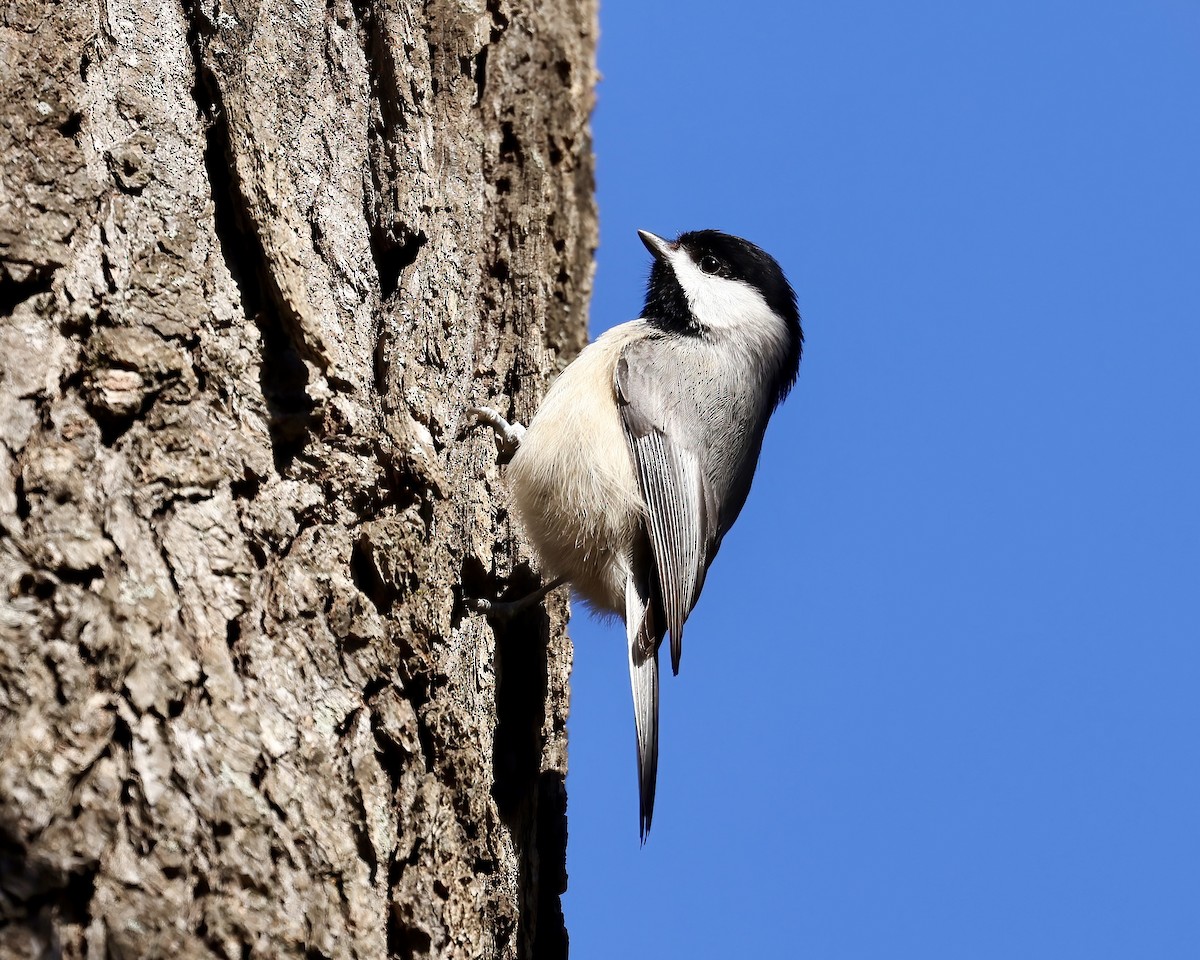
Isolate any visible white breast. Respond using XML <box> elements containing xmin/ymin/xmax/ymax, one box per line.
<box><xmin>508</xmin><ymin>322</ymin><xmax>649</xmax><ymax>614</ymax></box>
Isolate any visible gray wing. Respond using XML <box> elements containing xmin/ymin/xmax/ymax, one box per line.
<box><xmin>616</xmin><ymin>343</ymin><xmax>721</xmax><ymax>675</ymax></box>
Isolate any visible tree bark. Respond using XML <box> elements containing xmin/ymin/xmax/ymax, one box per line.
<box><xmin>0</xmin><ymin>0</ymin><xmax>596</xmax><ymax>955</ymax></box>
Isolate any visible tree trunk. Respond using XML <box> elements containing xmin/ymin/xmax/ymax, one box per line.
<box><xmin>0</xmin><ymin>0</ymin><xmax>596</xmax><ymax>955</ymax></box>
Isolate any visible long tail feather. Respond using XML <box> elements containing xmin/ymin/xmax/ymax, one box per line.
<box><xmin>626</xmin><ymin>576</ymin><xmax>660</xmax><ymax>842</ymax></box>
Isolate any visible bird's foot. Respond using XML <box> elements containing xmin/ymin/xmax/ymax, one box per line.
<box><xmin>463</xmin><ymin>576</ymin><xmax>568</xmax><ymax>620</ymax></box>
<box><xmin>465</xmin><ymin>406</ymin><xmax>526</xmax><ymax>458</ymax></box>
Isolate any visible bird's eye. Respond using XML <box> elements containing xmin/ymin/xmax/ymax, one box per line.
<box><xmin>699</xmin><ymin>255</ymin><xmax>721</xmax><ymax>275</ymax></box>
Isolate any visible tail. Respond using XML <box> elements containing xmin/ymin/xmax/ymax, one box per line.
<box><xmin>626</xmin><ymin>573</ymin><xmax>661</xmax><ymax>842</ymax></box>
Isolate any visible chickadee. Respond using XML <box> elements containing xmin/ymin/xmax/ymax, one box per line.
<box><xmin>468</xmin><ymin>229</ymin><xmax>802</xmax><ymax>839</ymax></box>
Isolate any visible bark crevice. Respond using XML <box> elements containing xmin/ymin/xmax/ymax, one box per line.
<box><xmin>189</xmin><ymin>34</ymin><xmax>318</xmax><ymax>471</ymax></box>
<box><xmin>0</xmin><ymin>267</ymin><xmax>56</xmax><ymax>318</ymax></box>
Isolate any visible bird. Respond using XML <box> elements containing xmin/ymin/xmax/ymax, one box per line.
<box><xmin>466</xmin><ymin>228</ymin><xmax>803</xmax><ymax>840</ymax></box>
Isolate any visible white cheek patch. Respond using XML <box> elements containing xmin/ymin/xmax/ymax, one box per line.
<box><xmin>668</xmin><ymin>249</ymin><xmax>792</xmax><ymax>364</ymax></box>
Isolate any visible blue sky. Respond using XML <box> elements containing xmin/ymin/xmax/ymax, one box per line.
<box><xmin>561</xmin><ymin>1</ymin><xmax>1200</xmax><ymax>957</ymax></box>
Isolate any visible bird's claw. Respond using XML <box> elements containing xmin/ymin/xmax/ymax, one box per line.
<box><xmin>461</xmin><ymin>576</ymin><xmax>568</xmax><ymax>620</ymax></box>
<box><xmin>466</xmin><ymin>406</ymin><xmax>526</xmax><ymax>458</ymax></box>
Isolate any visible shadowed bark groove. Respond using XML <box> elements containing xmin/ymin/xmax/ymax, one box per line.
<box><xmin>0</xmin><ymin>0</ymin><xmax>596</xmax><ymax>956</ymax></box>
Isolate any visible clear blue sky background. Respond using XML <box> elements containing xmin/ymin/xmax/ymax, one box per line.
<box><xmin>561</xmin><ymin>2</ymin><xmax>1200</xmax><ymax>957</ymax></box>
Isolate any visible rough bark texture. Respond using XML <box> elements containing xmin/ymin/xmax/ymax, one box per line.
<box><xmin>0</xmin><ymin>0</ymin><xmax>596</xmax><ymax>956</ymax></box>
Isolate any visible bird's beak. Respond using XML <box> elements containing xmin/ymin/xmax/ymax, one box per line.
<box><xmin>638</xmin><ymin>230</ymin><xmax>674</xmax><ymax>262</ymax></box>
